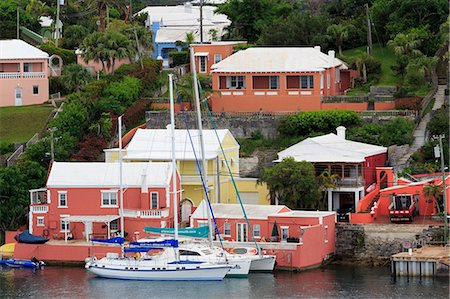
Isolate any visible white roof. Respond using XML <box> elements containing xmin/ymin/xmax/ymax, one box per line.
<box><xmin>211</xmin><ymin>47</ymin><xmax>346</xmax><ymax>73</ymax></box>
<box><xmin>191</xmin><ymin>200</ymin><xmax>290</xmax><ymax>220</ymax></box>
<box><xmin>61</xmin><ymin>215</ymin><xmax>119</xmax><ymax>223</ymax></box>
<box><xmin>155</xmin><ymin>26</ymin><xmax>227</xmax><ymax>43</ymax></box>
<box><xmin>47</xmin><ymin>162</ymin><xmax>173</xmax><ymax>188</ymax></box>
<box><xmin>111</xmin><ymin>128</ymin><xmax>236</xmax><ymax>161</ymax></box>
<box><xmin>191</xmin><ymin>41</ymin><xmax>247</xmax><ymax>47</ymax></box>
<box><xmin>0</xmin><ymin>40</ymin><xmax>49</xmax><ymax>60</ymax></box>
<box><xmin>272</xmin><ymin>211</ymin><xmax>336</xmax><ymax>218</ymax></box>
<box><xmin>39</xmin><ymin>16</ymin><xmax>53</xmax><ymax>27</ymax></box>
<box><xmin>277</xmin><ymin>133</ymin><xmax>387</xmax><ymax>163</ymax></box>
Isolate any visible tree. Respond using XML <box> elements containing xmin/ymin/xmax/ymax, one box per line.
<box><xmin>387</xmin><ymin>32</ymin><xmax>422</xmax><ymax>57</ymax></box>
<box><xmin>63</xmin><ymin>25</ymin><xmax>90</xmax><ymax>50</ymax></box>
<box><xmin>62</xmin><ymin>64</ymin><xmax>93</xmax><ymax>92</ymax></box>
<box><xmin>0</xmin><ymin>0</ymin><xmax>40</xmax><ymax>39</ymax></box>
<box><xmin>316</xmin><ymin>169</ymin><xmax>339</xmax><ymax>210</ymax></box>
<box><xmin>327</xmin><ymin>23</ymin><xmax>354</xmax><ymax>56</ymax></box>
<box><xmin>423</xmin><ymin>182</ymin><xmax>443</xmax><ymax>214</ymax></box>
<box><xmin>259</xmin><ymin>158</ymin><xmax>319</xmax><ymax>209</ymax></box>
<box><xmin>98</xmin><ymin>0</ymin><xmax>127</xmax><ymax>32</ymax></box>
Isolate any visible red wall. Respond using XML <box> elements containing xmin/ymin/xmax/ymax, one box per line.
<box><xmin>192</xmin><ymin>43</ymin><xmax>245</xmax><ymax>74</ymax></box>
<box><xmin>364</xmin><ymin>153</ymin><xmax>388</xmax><ymax>189</ymax></box>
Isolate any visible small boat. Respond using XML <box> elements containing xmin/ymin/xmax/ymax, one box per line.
<box><xmin>226</xmin><ymin>247</ymin><xmax>276</xmax><ymax>271</ymax></box>
<box><xmin>14</xmin><ymin>230</ymin><xmax>49</xmax><ymax>244</ymax></box>
<box><xmin>5</xmin><ymin>258</ymin><xmax>45</xmax><ymax>269</ymax></box>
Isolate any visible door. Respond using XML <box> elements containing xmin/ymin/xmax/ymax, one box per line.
<box><xmin>15</xmin><ymin>88</ymin><xmax>22</xmax><ymax>106</ymax></box>
<box><xmin>180</xmin><ymin>199</ymin><xmax>193</xmax><ymax>225</ymax></box>
<box><xmin>236</xmin><ymin>223</ymin><xmax>248</xmax><ymax>242</ymax></box>
<box><xmin>84</xmin><ymin>222</ymin><xmax>93</xmax><ymax>242</ymax></box>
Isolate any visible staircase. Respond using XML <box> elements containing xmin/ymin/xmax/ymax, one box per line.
<box><xmin>364</xmin><ymin>194</ymin><xmax>380</xmax><ymax>212</ymax></box>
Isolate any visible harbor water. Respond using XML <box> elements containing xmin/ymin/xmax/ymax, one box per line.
<box><xmin>0</xmin><ymin>265</ymin><xmax>448</xmax><ymax>298</ymax></box>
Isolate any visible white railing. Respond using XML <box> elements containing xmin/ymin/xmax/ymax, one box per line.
<box><xmin>123</xmin><ymin>209</ymin><xmax>138</xmax><ymax>217</ymax></box>
<box><xmin>23</xmin><ymin>72</ymin><xmax>45</xmax><ymax>78</ymax></box>
<box><xmin>0</xmin><ymin>72</ymin><xmax>20</xmax><ymax>79</ymax></box>
<box><xmin>31</xmin><ymin>205</ymin><xmax>48</xmax><ymax>213</ymax></box>
<box><xmin>123</xmin><ymin>209</ymin><xmax>169</xmax><ymax>218</ymax></box>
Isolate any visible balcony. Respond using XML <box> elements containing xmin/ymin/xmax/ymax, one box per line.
<box><xmin>31</xmin><ymin>205</ymin><xmax>49</xmax><ymax>213</ymax></box>
<box><xmin>123</xmin><ymin>209</ymin><xmax>169</xmax><ymax>218</ymax></box>
<box><xmin>0</xmin><ymin>72</ymin><xmax>20</xmax><ymax>79</ymax></box>
<box><xmin>30</xmin><ymin>188</ymin><xmax>47</xmax><ymax>205</ymax></box>
<box><xmin>337</xmin><ymin>177</ymin><xmax>364</xmax><ymax>187</ymax></box>
<box><xmin>23</xmin><ymin>72</ymin><xmax>46</xmax><ymax>78</ymax></box>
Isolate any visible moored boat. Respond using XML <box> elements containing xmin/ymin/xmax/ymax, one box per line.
<box><xmin>5</xmin><ymin>258</ymin><xmax>45</xmax><ymax>269</ymax></box>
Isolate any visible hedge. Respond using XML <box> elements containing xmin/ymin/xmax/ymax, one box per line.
<box><xmin>39</xmin><ymin>43</ymin><xmax>77</xmax><ymax>65</ymax></box>
<box><xmin>169</xmin><ymin>51</ymin><xmax>189</xmax><ymax>67</ymax></box>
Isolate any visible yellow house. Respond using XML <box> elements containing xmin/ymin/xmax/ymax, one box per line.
<box><xmin>104</xmin><ymin>128</ymin><xmax>269</xmax><ymax>216</ymax></box>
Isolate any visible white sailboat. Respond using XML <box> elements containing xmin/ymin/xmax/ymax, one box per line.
<box><xmin>85</xmin><ymin>74</ymin><xmax>232</xmax><ymax>281</ymax></box>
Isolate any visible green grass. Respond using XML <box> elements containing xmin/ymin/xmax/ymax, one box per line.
<box><xmin>341</xmin><ymin>43</ymin><xmax>398</xmax><ymax>87</ymax></box>
<box><xmin>0</xmin><ymin>105</ymin><xmax>53</xmax><ymax>144</ymax></box>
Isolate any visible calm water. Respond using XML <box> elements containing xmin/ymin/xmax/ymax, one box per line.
<box><xmin>0</xmin><ymin>265</ymin><xmax>448</xmax><ymax>299</ymax></box>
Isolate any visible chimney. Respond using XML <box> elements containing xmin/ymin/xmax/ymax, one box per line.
<box><xmin>314</xmin><ymin>45</ymin><xmax>321</xmax><ymax>52</ymax></box>
<box><xmin>328</xmin><ymin>50</ymin><xmax>335</xmax><ymax>59</ymax></box>
<box><xmin>336</xmin><ymin>126</ymin><xmax>346</xmax><ymax>139</ymax></box>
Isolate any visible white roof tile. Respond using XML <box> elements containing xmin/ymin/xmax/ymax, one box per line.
<box><xmin>47</xmin><ymin>162</ymin><xmax>173</xmax><ymax>188</ymax></box>
<box><xmin>211</xmin><ymin>47</ymin><xmax>346</xmax><ymax>73</ymax></box>
<box><xmin>0</xmin><ymin>40</ymin><xmax>49</xmax><ymax>60</ymax></box>
<box><xmin>277</xmin><ymin>133</ymin><xmax>387</xmax><ymax>163</ymax></box>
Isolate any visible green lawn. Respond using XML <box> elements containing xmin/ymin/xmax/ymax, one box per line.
<box><xmin>0</xmin><ymin>105</ymin><xmax>53</xmax><ymax>144</ymax></box>
<box><xmin>341</xmin><ymin>43</ymin><xmax>398</xmax><ymax>89</ymax></box>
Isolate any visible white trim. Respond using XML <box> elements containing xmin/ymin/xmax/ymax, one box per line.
<box><xmin>37</xmin><ymin>216</ymin><xmax>45</xmax><ymax>227</ymax></box>
<box><xmin>253</xmin><ymin>224</ymin><xmax>261</xmax><ymax>238</ymax></box>
<box><xmin>280</xmin><ymin>226</ymin><xmax>289</xmax><ymax>242</ymax></box>
<box><xmin>150</xmin><ymin>192</ymin><xmax>159</xmax><ymax>209</ymax></box>
<box><xmin>223</xmin><ymin>222</ymin><xmax>231</xmax><ymax>236</ymax></box>
<box><xmin>58</xmin><ymin>191</ymin><xmax>67</xmax><ymax>208</ymax></box>
<box><xmin>60</xmin><ymin>214</ymin><xmax>70</xmax><ymax>232</ymax></box>
<box><xmin>101</xmin><ymin>190</ymin><xmax>119</xmax><ymax>208</ymax></box>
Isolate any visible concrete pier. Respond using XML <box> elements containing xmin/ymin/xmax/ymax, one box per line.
<box><xmin>391</xmin><ymin>246</ymin><xmax>450</xmax><ymax>277</ymax></box>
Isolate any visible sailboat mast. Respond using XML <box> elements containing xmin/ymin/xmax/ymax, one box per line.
<box><xmin>118</xmin><ymin>115</ymin><xmax>124</xmax><ymax>257</ymax></box>
<box><xmin>169</xmin><ymin>74</ymin><xmax>179</xmax><ymax>260</ymax></box>
<box><xmin>190</xmin><ymin>47</ymin><xmax>214</xmax><ymax>247</ymax></box>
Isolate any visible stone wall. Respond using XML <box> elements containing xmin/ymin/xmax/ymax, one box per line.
<box><xmin>335</xmin><ymin>223</ymin><xmax>444</xmax><ymax>266</ymax></box>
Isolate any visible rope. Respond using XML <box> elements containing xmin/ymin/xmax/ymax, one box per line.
<box><xmin>174</xmin><ymin>85</ymin><xmax>227</xmax><ymax>257</ymax></box>
<box><xmin>197</xmin><ymin>82</ymin><xmax>261</xmax><ymax>254</ymax></box>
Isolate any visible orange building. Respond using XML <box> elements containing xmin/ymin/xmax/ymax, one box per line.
<box><xmin>191</xmin><ymin>41</ymin><xmax>246</xmax><ymax>74</ymax></box>
<box><xmin>0</xmin><ymin>40</ymin><xmax>49</xmax><ymax>107</ymax></box>
<box><xmin>209</xmin><ymin>46</ymin><xmax>357</xmax><ymax>112</ymax></box>
<box><xmin>29</xmin><ymin>162</ymin><xmax>180</xmax><ymax>242</ymax></box>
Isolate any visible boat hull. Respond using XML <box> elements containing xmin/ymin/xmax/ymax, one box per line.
<box><xmin>85</xmin><ymin>258</ymin><xmax>231</xmax><ymax>281</ymax></box>
<box><xmin>249</xmin><ymin>256</ymin><xmax>276</xmax><ymax>272</ymax></box>
<box><xmin>179</xmin><ymin>256</ymin><xmax>251</xmax><ymax>277</ymax></box>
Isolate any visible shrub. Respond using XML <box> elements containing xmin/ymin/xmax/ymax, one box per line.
<box><xmin>169</xmin><ymin>51</ymin><xmax>189</xmax><ymax>67</ymax></box>
<box><xmin>49</xmin><ymin>101</ymin><xmax>89</xmax><ymax>140</ymax></box>
<box><xmin>278</xmin><ymin>110</ymin><xmax>361</xmax><ymax>136</ymax></box>
<box><xmin>49</xmin><ymin>76</ymin><xmax>70</xmax><ymax>95</ymax></box>
<box><xmin>103</xmin><ymin>76</ymin><xmax>142</xmax><ymax>111</ymax></box>
<box><xmin>0</xmin><ymin>143</ymin><xmax>15</xmax><ymax>155</ymax></box>
<box><xmin>123</xmin><ymin>99</ymin><xmax>153</xmax><ymax>129</ymax></box>
<box><xmin>347</xmin><ymin>123</ymin><xmax>383</xmax><ymax>145</ymax></box>
<box><xmin>379</xmin><ymin>117</ymin><xmax>414</xmax><ymax>146</ymax></box>
<box><xmin>71</xmin><ymin>134</ymin><xmax>107</xmax><ymax>161</ymax></box>
<box><xmin>39</xmin><ymin>43</ymin><xmax>76</xmax><ymax>65</ymax></box>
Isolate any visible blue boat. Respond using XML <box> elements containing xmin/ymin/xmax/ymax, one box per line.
<box><xmin>5</xmin><ymin>258</ymin><xmax>45</xmax><ymax>269</ymax></box>
<box><xmin>14</xmin><ymin>230</ymin><xmax>49</xmax><ymax>244</ymax></box>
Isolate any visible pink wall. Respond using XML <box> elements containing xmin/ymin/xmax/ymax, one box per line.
<box><xmin>0</xmin><ymin>59</ymin><xmax>49</xmax><ymax>107</ymax></box>
<box><xmin>192</xmin><ymin>42</ymin><xmax>245</xmax><ymax>74</ymax></box>
<box><xmin>364</xmin><ymin>153</ymin><xmax>388</xmax><ymax>189</ymax></box>
<box><xmin>76</xmin><ymin>54</ymin><xmax>131</xmax><ymax>74</ymax></box>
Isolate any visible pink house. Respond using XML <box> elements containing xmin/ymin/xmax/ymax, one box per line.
<box><xmin>191</xmin><ymin>201</ymin><xmax>336</xmax><ymax>270</ymax></box>
<box><xmin>191</xmin><ymin>41</ymin><xmax>246</xmax><ymax>74</ymax></box>
<box><xmin>0</xmin><ymin>40</ymin><xmax>49</xmax><ymax>107</ymax></box>
<box><xmin>210</xmin><ymin>46</ymin><xmax>359</xmax><ymax>112</ymax></box>
<box><xmin>29</xmin><ymin>162</ymin><xmax>180</xmax><ymax>242</ymax></box>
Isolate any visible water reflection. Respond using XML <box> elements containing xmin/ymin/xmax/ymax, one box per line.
<box><xmin>0</xmin><ymin>265</ymin><xmax>448</xmax><ymax>299</ymax></box>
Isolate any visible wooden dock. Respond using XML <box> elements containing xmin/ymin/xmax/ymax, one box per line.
<box><xmin>391</xmin><ymin>246</ymin><xmax>450</xmax><ymax>276</ymax></box>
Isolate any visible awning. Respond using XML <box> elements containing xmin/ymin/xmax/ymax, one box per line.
<box><xmin>194</xmin><ymin>52</ymin><xmax>209</xmax><ymax>57</ymax></box>
<box><xmin>61</xmin><ymin>215</ymin><xmax>119</xmax><ymax>223</ymax></box>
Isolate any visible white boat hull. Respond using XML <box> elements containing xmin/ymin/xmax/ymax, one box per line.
<box><xmin>85</xmin><ymin>258</ymin><xmax>231</xmax><ymax>281</ymax></box>
<box><xmin>248</xmin><ymin>256</ymin><xmax>276</xmax><ymax>271</ymax></box>
<box><xmin>179</xmin><ymin>256</ymin><xmax>251</xmax><ymax>277</ymax></box>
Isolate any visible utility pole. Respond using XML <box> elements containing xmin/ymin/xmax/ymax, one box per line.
<box><xmin>365</xmin><ymin>3</ymin><xmax>372</xmax><ymax>55</ymax></box>
<box><xmin>55</xmin><ymin>0</ymin><xmax>61</xmax><ymax>47</ymax></box>
<box><xmin>199</xmin><ymin>0</ymin><xmax>203</xmax><ymax>43</ymax></box>
<box><xmin>49</xmin><ymin>127</ymin><xmax>57</xmax><ymax>161</ymax></box>
<box><xmin>434</xmin><ymin>135</ymin><xmax>448</xmax><ymax>244</ymax></box>
<box><xmin>17</xmin><ymin>7</ymin><xmax>19</xmax><ymax>39</ymax></box>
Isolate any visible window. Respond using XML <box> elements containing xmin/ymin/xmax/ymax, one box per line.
<box><xmin>286</xmin><ymin>76</ymin><xmax>300</xmax><ymax>89</ymax></box>
<box><xmin>320</xmin><ymin>73</ymin><xmax>324</xmax><ymax>89</ymax></box>
<box><xmin>300</xmin><ymin>75</ymin><xmax>314</xmax><ymax>89</ymax></box>
<box><xmin>214</xmin><ymin>54</ymin><xmax>222</xmax><ymax>64</ymax></box>
<box><xmin>281</xmin><ymin>226</ymin><xmax>289</xmax><ymax>242</ymax></box>
<box><xmin>37</xmin><ymin>217</ymin><xmax>45</xmax><ymax>227</ymax></box>
<box><xmin>33</xmin><ymin>85</ymin><xmax>39</xmax><ymax>95</ymax></box>
<box><xmin>58</xmin><ymin>191</ymin><xmax>67</xmax><ymax>208</ymax></box>
<box><xmin>269</xmin><ymin>76</ymin><xmax>279</xmax><ymax>89</ymax></box>
<box><xmin>224</xmin><ymin>222</ymin><xmax>231</xmax><ymax>236</ymax></box>
<box><xmin>326</xmin><ymin>73</ymin><xmax>330</xmax><ymax>89</ymax></box>
<box><xmin>197</xmin><ymin>220</ymin><xmax>208</xmax><ymax>227</ymax></box>
<box><xmin>253</xmin><ymin>224</ymin><xmax>260</xmax><ymax>238</ymax></box>
<box><xmin>324</xmin><ymin>225</ymin><xmax>328</xmax><ymax>243</ymax></box>
<box><xmin>60</xmin><ymin>219</ymin><xmax>70</xmax><ymax>232</ymax></box>
<box><xmin>15</xmin><ymin>88</ymin><xmax>22</xmax><ymax>99</ymax></box>
<box><xmin>179</xmin><ymin>250</ymin><xmax>201</xmax><ymax>256</ymax></box>
<box><xmin>227</xmin><ymin>76</ymin><xmax>245</xmax><ymax>89</ymax></box>
<box><xmin>110</xmin><ymin>219</ymin><xmax>118</xmax><ymax>231</ymax></box>
<box><xmin>199</xmin><ymin>56</ymin><xmax>207</xmax><ymax>73</ymax></box>
<box><xmin>24</xmin><ymin>63</ymin><xmax>32</xmax><ymax>72</ymax></box>
<box><xmin>151</xmin><ymin>192</ymin><xmax>158</xmax><ymax>209</ymax></box>
<box><xmin>335</xmin><ymin>68</ymin><xmax>340</xmax><ymax>82</ymax></box>
<box><xmin>101</xmin><ymin>191</ymin><xmax>118</xmax><ymax>207</ymax></box>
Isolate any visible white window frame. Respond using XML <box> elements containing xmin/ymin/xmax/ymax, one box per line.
<box><xmin>197</xmin><ymin>220</ymin><xmax>208</xmax><ymax>227</ymax></box>
<box><xmin>199</xmin><ymin>56</ymin><xmax>207</xmax><ymax>73</ymax></box>
<box><xmin>269</xmin><ymin>76</ymin><xmax>279</xmax><ymax>90</ymax></box>
<box><xmin>281</xmin><ymin>226</ymin><xmax>289</xmax><ymax>242</ymax></box>
<box><xmin>224</xmin><ymin>222</ymin><xmax>231</xmax><ymax>236</ymax></box>
<box><xmin>320</xmin><ymin>73</ymin><xmax>324</xmax><ymax>89</ymax></box>
<box><xmin>37</xmin><ymin>216</ymin><xmax>45</xmax><ymax>227</ymax></box>
<box><xmin>324</xmin><ymin>225</ymin><xmax>329</xmax><ymax>243</ymax></box>
<box><xmin>24</xmin><ymin>63</ymin><xmax>32</xmax><ymax>73</ymax></box>
<box><xmin>227</xmin><ymin>76</ymin><xmax>245</xmax><ymax>89</ymax></box>
<box><xmin>32</xmin><ymin>85</ymin><xmax>39</xmax><ymax>95</ymax></box>
<box><xmin>327</xmin><ymin>72</ymin><xmax>330</xmax><ymax>89</ymax></box>
<box><xmin>101</xmin><ymin>190</ymin><xmax>118</xmax><ymax>207</ymax></box>
<box><xmin>214</xmin><ymin>54</ymin><xmax>222</xmax><ymax>64</ymax></box>
<box><xmin>335</xmin><ymin>68</ymin><xmax>340</xmax><ymax>83</ymax></box>
<box><xmin>253</xmin><ymin>224</ymin><xmax>261</xmax><ymax>238</ymax></box>
<box><xmin>300</xmin><ymin>75</ymin><xmax>314</xmax><ymax>89</ymax></box>
<box><xmin>150</xmin><ymin>192</ymin><xmax>159</xmax><ymax>209</ymax></box>
<box><xmin>60</xmin><ymin>216</ymin><xmax>70</xmax><ymax>232</ymax></box>
<box><xmin>110</xmin><ymin>219</ymin><xmax>119</xmax><ymax>232</ymax></box>
<box><xmin>58</xmin><ymin>191</ymin><xmax>68</xmax><ymax>208</ymax></box>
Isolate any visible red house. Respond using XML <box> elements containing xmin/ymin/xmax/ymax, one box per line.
<box><xmin>191</xmin><ymin>200</ymin><xmax>336</xmax><ymax>270</ymax></box>
<box><xmin>191</xmin><ymin>41</ymin><xmax>246</xmax><ymax>74</ymax></box>
<box><xmin>29</xmin><ymin>162</ymin><xmax>180</xmax><ymax>242</ymax></box>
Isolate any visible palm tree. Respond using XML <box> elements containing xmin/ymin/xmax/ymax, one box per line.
<box><xmin>354</xmin><ymin>51</ymin><xmax>372</xmax><ymax>83</ymax></box>
<box><xmin>98</xmin><ymin>0</ymin><xmax>127</xmax><ymax>32</ymax></box>
<box><xmin>80</xmin><ymin>32</ymin><xmax>108</xmax><ymax>72</ymax></box>
<box><xmin>62</xmin><ymin>64</ymin><xmax>92</xmax><ymax>92</ymax></box>
<box><xmin>185</xmin><ymin>32</ymin><xmax>195</xmax><ymax>45</ymax></box>
<box><xmin>387</xmin><ymin>33</ymin><xmax>422</xmax><ymax>57</ymax></box>
<box><xmin>316</xmin><ymin>169</ymin><xmax>339</xmax><ymax>210</ymax></box>
<box><xmin>423</xmin><ymin>182</ymin><xmax>443</xmax><ymax>215</ymax></box>
<box><xmin>327</xmin><ymin>24</ymin><xmax>354</xmax><ymax>56</ymax></box>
